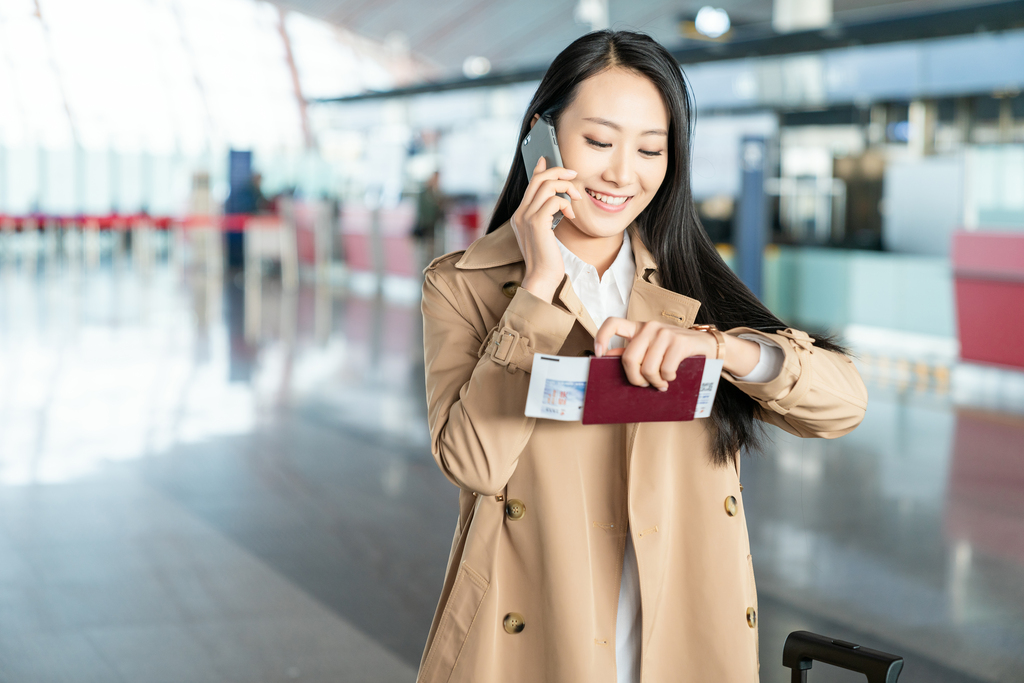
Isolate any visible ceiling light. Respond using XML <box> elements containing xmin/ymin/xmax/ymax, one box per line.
<box><xmin>694</xmin><ymin>6</ymin><xmax>731</xmax><ymax>39</ymax></box>
<box><xmin>462</xmin><ymin>56</ymin><xmax>491</xmax><ymax>79</ymax></box>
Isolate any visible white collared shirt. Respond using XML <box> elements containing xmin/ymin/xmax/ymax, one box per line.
<box><xmin>555</xmin><ymin>230</ymin><xmax>783</xmax><ymax>683</ymax></box>
<box><xmin>555</xmin><ymin>231</ymin><xmax>635</xmax><ymax>344</ymax></box>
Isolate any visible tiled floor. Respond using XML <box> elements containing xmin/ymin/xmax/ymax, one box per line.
<box><xmin>0</xmin><ymin>257</ymin><xmax>1022</xmax><ymax>682</ymax></box>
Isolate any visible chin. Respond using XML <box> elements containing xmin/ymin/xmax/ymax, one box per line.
<box><xmin>574</xmin><ymin>211</ymin><xmax>641</xmax><ymax>238</ymax></box>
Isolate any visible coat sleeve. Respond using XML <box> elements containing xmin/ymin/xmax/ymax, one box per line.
<box><xmin>422</xmin><ymin>269</ymin><xmax>576</xmax><ymax>495</ymax></box>
<box><xmin>721</xmin><ymin>327</ymin><xmax>868</xmax><ymax>439</ymax></box>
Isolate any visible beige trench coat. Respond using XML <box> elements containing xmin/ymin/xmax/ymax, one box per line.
<box><xmin>418</xmin><ymin>221</ymin><xmax>867</xmax><ymax>683</ymax></box>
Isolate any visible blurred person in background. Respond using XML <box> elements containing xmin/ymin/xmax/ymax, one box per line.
<box><xmin>414</xmin><ymin>170</ymin><xmax>445</xmax><ymax>270</ymax></box>
<box><xmin>418</xmin><ymin>31</ymin><xmax>867</xmax><ymax>683</ymax></box>
<box><xmin>223</xmin><ymin>170</ymin><xmax>272</xmax><ymax>269</ymax></box>
<box><xmin>251</xmin><ymin>172</ymin><xmax>272</xmax><ymax>214</ymax></box>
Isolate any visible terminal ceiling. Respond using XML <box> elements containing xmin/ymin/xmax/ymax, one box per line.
<box><xmin>269</xmin><ymin>0</ymin><xmax>1000</xmax><ymax>78</ymax></box>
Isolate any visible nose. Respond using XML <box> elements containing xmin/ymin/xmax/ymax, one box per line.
<box><xmin>602</xmin><ymin>147</ymin><xmax>635</xmax><ymax>187</ymax></box>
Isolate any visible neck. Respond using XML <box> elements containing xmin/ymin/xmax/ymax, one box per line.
<box><xmin>553</xmin><ymin>219</ymin><xmax>624</xmax><ymax>277</ymax></box>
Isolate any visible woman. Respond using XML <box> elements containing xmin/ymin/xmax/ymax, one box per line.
<box><xmin>418</xmin><ymin>31</ymin><xmax>866</xmax><ymax>683</ymax></box>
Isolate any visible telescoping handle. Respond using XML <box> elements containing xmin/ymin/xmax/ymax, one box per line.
<box><xmin>783</xmin><ymin>631</ymin><xmax>904</xmax><ymax>683</ymax></box>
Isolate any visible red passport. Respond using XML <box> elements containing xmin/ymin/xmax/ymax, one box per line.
<box><xmin>581</xmin><ymin>356</ymin><xmax>707</xmax><ymax>425</ymax></box>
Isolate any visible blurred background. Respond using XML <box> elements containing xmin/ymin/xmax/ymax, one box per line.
<box><xmin>1</xmin><ymin>0</ymin><xmax>1023</xmax><ymax>681</ymax></box>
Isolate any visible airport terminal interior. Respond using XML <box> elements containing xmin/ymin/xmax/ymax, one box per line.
<box><xmin>1</xmin><ymin>0</ymin><xmax>1024</xmax><ymax>682</ymax></box>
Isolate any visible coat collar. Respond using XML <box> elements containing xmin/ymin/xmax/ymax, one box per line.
<box><xmin>457</xmin><ymin>220</ymin><xmax>700</xmax><ymax>332</ymax></box>
<box><xmin>456</xmin><ymin>220</ymin><xmax>658</xmax><ymax>275</ymax></box>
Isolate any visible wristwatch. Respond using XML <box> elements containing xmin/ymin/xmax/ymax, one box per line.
<box><xmin>691</xmin><ymin>324</ymin><xmax>725</xmax><ymax>360</ymax></box>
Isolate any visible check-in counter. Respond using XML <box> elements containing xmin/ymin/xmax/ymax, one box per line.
<box><xmin>951</xmin><ymin>231</ymin><xmax>1024</xmax><ymax>370</ymax></box>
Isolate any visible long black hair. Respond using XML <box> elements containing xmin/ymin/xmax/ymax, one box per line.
<box><xmin>487</xmin><ymin>30</ymin><xmax>845</xmax><ymax>467</ymax></box>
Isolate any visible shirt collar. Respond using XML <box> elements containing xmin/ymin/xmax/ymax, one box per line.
<box><xmin>555</xmin><ymin>230</ymin><xmax>634</xmax><ymax>304</ymax></box>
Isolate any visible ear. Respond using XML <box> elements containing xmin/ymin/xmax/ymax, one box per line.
<box><xmin>529</xmin><ymin>113</ymin><xmax>540</xmax><ymax>130</ymax></box>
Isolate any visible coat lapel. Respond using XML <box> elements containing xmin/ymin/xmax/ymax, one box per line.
<box><xmin>556</xmin><ymin>280</ymin><xmax>599</xmax><ymax>337</ymax></box>
<box><xmin>625</xmin><ymin>224</ymin><xmax>701</xmax><ymax>327</ymax></box>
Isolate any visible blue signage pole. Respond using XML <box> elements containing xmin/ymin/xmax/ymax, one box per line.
<box><xmin>225</xmin><ymin>149</ymin><xmax>253</xmax><ymax>269</ymax></box>
<box><xmin>736</xmin><ymin>136</ymin><xmax>767</xmax><ymax>299</ymax></box>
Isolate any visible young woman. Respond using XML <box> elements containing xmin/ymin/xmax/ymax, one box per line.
<box><xmin>418</xmin><ymin>31</ymin><xmax>867</xmax><ymax>683</ymax></box>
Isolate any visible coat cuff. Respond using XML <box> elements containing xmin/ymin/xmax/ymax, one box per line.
<box><xmin>722</xmin><ymin>327</ymin><xmax>816</xmax><ymax>415</ymax></box>
<box><xmin>480</xmin><ymin>284</ymin><xmax>576</xmax><ymax>373</ymax></box>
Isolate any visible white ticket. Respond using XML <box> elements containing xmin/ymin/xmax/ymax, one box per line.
<box><xmin>693</xmin><ymin>359</ymin><xmax>725</xmax><ymax>418</ymax></box>
<box><xmin>524</xmin><ymin>354</ymin><xmax>591</xmax><ymax>421</ymax></box>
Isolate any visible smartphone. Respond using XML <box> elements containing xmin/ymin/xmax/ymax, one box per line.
<box><xmin>521</xmin><ymin>116</ymin><xmax>569</xmax><ymax>229</ymax></box>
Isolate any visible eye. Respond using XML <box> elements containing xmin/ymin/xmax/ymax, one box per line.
<box><xmin>640</xmin><ymin>149</ymin><xmax>663</xmax><ymax>157</ymax></box>
<box><xmin>585</xmin><ymin>137</ymin><xmax>611</xmax><ymax>149</ymax></box>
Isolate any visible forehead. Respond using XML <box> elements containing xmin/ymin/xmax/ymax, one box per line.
<box><xmin>566</xmin><ymin>68</ymin><xmax>669</xmax><ymax>130</ymax></box>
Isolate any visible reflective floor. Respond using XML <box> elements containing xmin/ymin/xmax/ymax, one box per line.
<box><xmin>1</xmin><ymin>257</ymin><xmax>1022</xmax><ymax>683</ymax></box>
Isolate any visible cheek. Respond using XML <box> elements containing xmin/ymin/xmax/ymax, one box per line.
<box><xmin>638</xmin><ymin>163</ymin><xmax>669</xmax><ymax>199</ymax></box>
<box><xmin>560</xmin><ymin>146</ymin><xmax>598</xmax><ymax>182</ymax></box>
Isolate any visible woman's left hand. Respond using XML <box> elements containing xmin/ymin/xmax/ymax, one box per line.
<box><xmin>594</xmin><ymin>319</ymin><xmax>761</xmax><ymax>390</ymax></box>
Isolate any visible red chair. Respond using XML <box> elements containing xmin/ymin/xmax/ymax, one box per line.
<box><xmin>380</xmin><ymin>201</ymin><xmax>417</xmax><ymax>278</ymax></box>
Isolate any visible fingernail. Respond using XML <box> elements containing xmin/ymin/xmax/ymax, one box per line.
<box><xmin>567</xmin><ymin>170</ymin><xmax>577</xmax><ymax>176</ymax></box>
<box><xmin>658</xmin><ymin>386</ymin><xmax>668</xmax><ymax>392</ymax></box>
<box><xmin>594</xmin><ymin>343</ymin><xmax>604</xmax><ymax>357</ymax></box>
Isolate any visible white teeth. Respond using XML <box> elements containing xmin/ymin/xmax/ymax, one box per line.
<box><xmin>586</xmin><ymin>189</ymin><xmax>629</xmax><ymax>206</ymax></box>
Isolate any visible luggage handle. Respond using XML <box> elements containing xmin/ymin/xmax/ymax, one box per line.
<box><xmin>783</xmin><ymin>631</ymin><xmax>904</xmax><ymax>683</ymax></box>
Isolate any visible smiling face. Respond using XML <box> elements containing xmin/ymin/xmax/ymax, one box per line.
<box><xmin>551</xmin><ymin>67</ymin><xmax>670</xmax><ymax>243</ymax></box>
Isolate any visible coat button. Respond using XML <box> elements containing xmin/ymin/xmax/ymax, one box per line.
<box><xmin>502</xmin><ymin>281</ymin><xmax>520</xmax><ymax>298</ymax></box>
<box><xmin>505</xmin><ymin>499</ymin><xmax>526</xmax><ymax>520</ymax></box>
<box><xmin>503</xmin><ymin>612</ymin><xmax>525</xmax><ymax>634</ymax></box>
<box><xmin>724</xmin><ymin>496</ymin><xmax>738</xmax><ymax>517</ymax></box>
<box><xmin>746</xmin><ymin>607</ymin><xmax>757</xmax><ymax>628</ymax></box>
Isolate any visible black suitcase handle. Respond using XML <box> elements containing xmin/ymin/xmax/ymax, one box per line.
<box><xmin>783</xmin><ymin>631</ymin><xmax>904</xmax><ymax>683</ymax></box>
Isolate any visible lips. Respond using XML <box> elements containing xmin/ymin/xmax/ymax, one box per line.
<box><xmin>586</xmin><ymin>188</ymin><xmax>631</xmax><ymax>206</ymax></box>
<box><xmin>585</xmin><ymin>188</ymin><xmax>633</xmax><ymax>213</ymax></box>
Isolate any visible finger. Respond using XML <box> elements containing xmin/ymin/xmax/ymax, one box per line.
<box><xmin>521</xmin><ymin>163</ymin><xmax>576</xmax><ymax>210</ymax></box>
<box><xmin>532</xmin><ymin>167</ymin><xmax>581</xmax><ymax>192</ymax></box>
<box><xmin>620</xmin><ymin>334</ymin><xmax>651</xmax><ymax>387</ymax></box>
<box><xmin>535</xmin><ymin>167</ymin><xmax>580</xmax><ymax>182</ymax></box>
<box><xmin>604</xmin><ymin>347</ymin><xmax>625</xmax><ymax>357</ymax></box>
<box><xmin>595</xmin><ymin>317</ymin><xmax>640</xmax><ymax>357</ymax></box>
<box><xmin>527</xmin><ymin>186</ymin><xmax>574</xmax><ymax>219</ymax></box>
<box><xmin>536</xmin><ymin>178</ymin><xmax>583</xmax><ymax>201</ymax></box>
<box><xmin>659</xmin><ymin>337</ymin><xmax>689</xmax><ymax>384</ymax></box>
<box><xmin>532</xmin><ymin>157</ymin><xmax>577</xmax><ymax>176</ymax></box>
<box><xmin>528</xmin><ymin>195</ymin><xmax>574</xmax><ymax>226</ymax></box>
<box><xmin>521</xmin><ymin>159</ymin><xmax>543</xmax><ymax>207</ymax></box>
<box><xmin>630</xmin><ymin>320</ymin><xmax>663</xmax><ymax>348</ymax></box>
<box><xmin>641</xmin><ymin>328</ymin><xmax>675</xmax><ymax>390</ymax></box>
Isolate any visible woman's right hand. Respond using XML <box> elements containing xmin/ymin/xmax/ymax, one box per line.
<box><xmin>511</xmin><ymin>157</ymin><xmax>582</xmax><ymax>303</ymax></box>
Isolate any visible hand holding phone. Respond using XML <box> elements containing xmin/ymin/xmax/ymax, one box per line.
<box><xmin>511</xmin><ymin>117</ymin><xmax>582</xmax><ymax>303</ymax></box>
<box><xmin>521</xmin><ymin>117</ymin><xmax>571</xmax><ymax>229</ymax></box>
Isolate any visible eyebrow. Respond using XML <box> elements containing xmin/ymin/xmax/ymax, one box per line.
<box><xmin>583</xmin><ymin>117</ymin><xmax>668</xmax><ymax>137</ymax></box>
